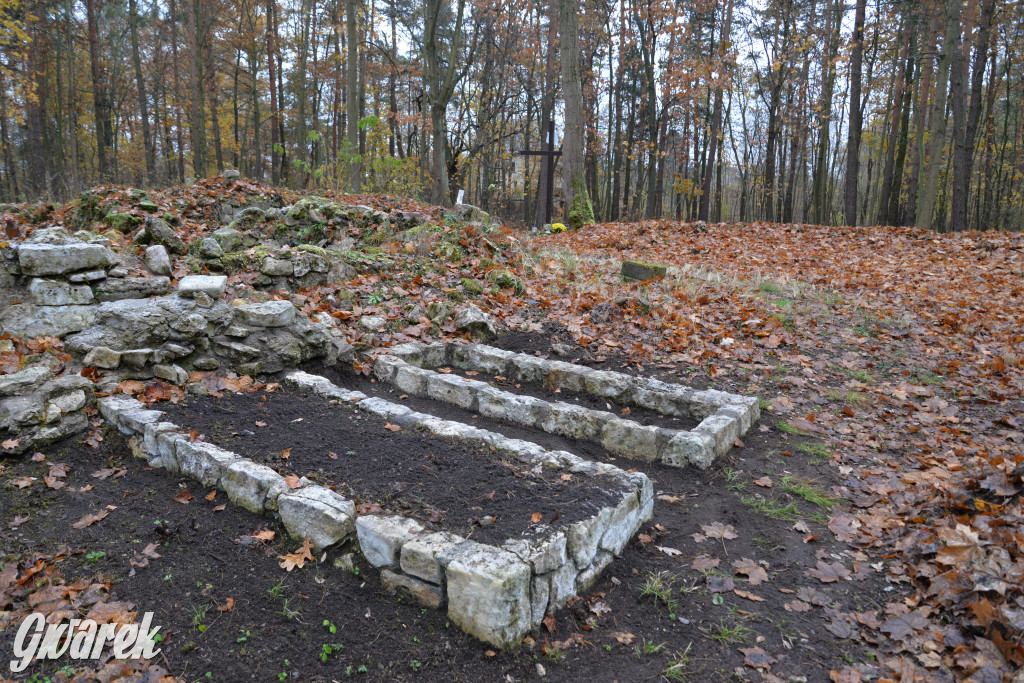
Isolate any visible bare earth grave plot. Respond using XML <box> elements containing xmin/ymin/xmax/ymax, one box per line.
<box><xmin>84</xmin><ymin>341</ymin><xmax>760</xmax><ymax>651</ymax></box>
<box><xmin>98</xmin><ymin>367</ymin><xmax>654</xmax><ymax>648</ymax></box>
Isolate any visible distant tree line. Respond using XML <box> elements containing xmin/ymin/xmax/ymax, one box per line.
<box><xmin>0</xmin><ymin>0</ymin><xmax>1021</xmax><ymax>231</ymax></box>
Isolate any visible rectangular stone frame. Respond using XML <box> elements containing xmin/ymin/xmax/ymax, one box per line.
<box><xmin>97</xmin><ymin>373</ymin><xmax>652</xmax><ymax>649</ymax></box>
<box><xmin>375</xmin><ymin>342</ymin><xmax>760</xmax><ymax>469</ymax></box>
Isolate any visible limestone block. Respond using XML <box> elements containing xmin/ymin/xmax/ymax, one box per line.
<box><xmin>29</xmin><ymin>279</ymin><xmax>94</xmax><ymax>306</ymax></box>
<box><xmin>222</xmin><ymin>459</ymin><xmax>288</xmax><ymax>513</ymax></box>
<box><xmin>47</xmin><ymin>390</ymin><xmax>86</xmax><ymax>415</ymax></box>
<box><xmin>541</xmin><ymin>402</ymin><xmax>614</xmax><ymax>441</ymax></box>
<box><xmin>96</xmin><ymin>395</ymin><xmax>143</xmax><ymax>422</ymax></box>
<box><xmin>565</xmin><ymin>506</ymin><xmax>612</xmax><ymax>568</ymax></box>
<box><xmin>94</xmin><ymin>277</ymin><xmax>170</xmax><ymax>302</ymax></box>
<box><xmin>583</xmin><ymin>370</ymin><xmax>635</xmax><ymax>402</ymax></box>
<box><xmin>503</xmin><ymin>532</ymin><xmax>567</xmax><ymax>575</ymax></box>
<box><xmin>0</xmin><ymin>304</ymin><xmax>97</xmax><ymax>339</ymax></box>
<box><xmin>233</xmin><ymin>300</ymin><xmax>295</xmax><ymax>327</ymax></box>
<box><xmin>178</xmin><ymin>275</ymin><xmax>227</xmax><ymax>298</ymax></box>
<box><xmin>544</xmin><ymin>360</ymin><xmax>593</xmax><ymax>393</ymax></box>
<box><xmin>18</xmin><ymin>242</ymin><xmax>116</xmax><ymax>276</ymax></box>
<box><xmin>393</xmin><ymin>364</ymin><xmax>430</xmax><ymax>395</ymax></box>
<box><xmin>278</xmin><ymin>485</ymin><xmax>356</xmax><ymax>550</ymax></box>
<box><xmin>600</xmin><ymin>492</ymin><xmax>641</xmax><ymax>555</ymax></box>
<box><xmin>117</xmin><ymin>409</ymin><xmax>165</xmax><ymax>434</ymax></box>
<box><xmin>476</xmin><ymin>387</ymin><xmax>547</xmax><ymax>427</ymax></box>
<box><xmin>530</xmin><ymin>574</ymin><xmax>551</xmax><ymax>624</ymax></box>
<box><xmin>425</xmin><ymin>373</ymin><xmax>482</xmax><ymax>411</ymax></box>
<box><xmin>575</xmin><ymin>551</ymin><xmax>613</xmax><ymax>593</ymax></box>
<box><xmin>144</xmin><ymin>245</ymin><xmax>171</xmax><ymax>276</ymax></box>
<box><xmin>355</xmin><ymin>515</ymin><xmax>424</xmax><ymax>568</ymax></box>
<box><xmin>68</xmin><ymin>270</ymin><xmax>107</xmax><ymax>283</ymax></box>
<box><xmin>260</xmin><ymin>257</ymin><xmax>294</xmax><ymax>277</ymax></box>
<box><xmin>0</xmin><ymin>366</ymin><xmax>52</xmax><ymax>398</ymax></box>
<box><xmin>445</xmin><ymin>542</ymin><xmax>531</xmax><ymax>648</ymax></box>
<box><xmin>199</xmin><ymin>238</ymin><xmax>223</xmax><ymax>259</ymax></box>
<box><xmin>142</xmin><ymin>422</ymin><xmax>179</xmax><ymax>467</ymax></box>
<box><xmin>380</xmin><ymin>569</ymin><xmax>445</xmax><ymax>610</ymax></box>
<box><xmin>661</xmin><ymin>431</ymin><xmax>716</xmax><ymax>469</ymax></box>
<box><xmin>400</xmin><ymin>532</ymin><xmax>465</xmax><ymax>584</ymax></box>
<box><xmin>175</xmin><ymin>440</ymin><xmax>240</xmax><ymax>487</ymax></box>
<box><xmin>153</xmin><ymin>364</ymin><xmax>189</xmax><ymax>385</ymax></box>
<box><xmin>508</xmin><ymin>355</ymin><xmax>550</xmax><ymax>383</ymax></box>
<box><xmin>547</xmin><ymin>560</ymin><xmax>578</xmax><ymax>612</ymax></box>
<box><xmin>453</xmin><ymin>304</ymin><xmax>497</xmax><ymax>341</ymax></box>
<box><xmin>139</xmin><ymin>217</ymin><xmax>187</xmax><ymax>254</ymax></box>
<box><xmin>84</xmin><ymin>346</ymin><xmax>121</xmax><ymax>369</ymax></box>
<box><xmin>600</xmin><ymin>419</ymin><xmax>660</xmax><ymax>461</ymax></box>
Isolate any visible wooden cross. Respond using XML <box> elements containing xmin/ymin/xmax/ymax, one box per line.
<box><xmin>518</xmin><ymin>120</ymin><xmax>561</xmax><ymax>228</ymax></box>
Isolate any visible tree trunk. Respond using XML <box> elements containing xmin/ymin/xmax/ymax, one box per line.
<box><xmin>266</xmin><ymin>0</ymin><xmax>280</xmax><ymax>184</ymax></box>
<box><xmin>346</xmin><ymin>0</ymin><xmax>361</xmax><ymax>191</ymax></box>
<box><xmin>559</xmin><ymin>0</ymin><xmax>594</xmax><ymax>228</ymax></box>
<box><xmin>699</xmin><ymin>0</ymin><xmax>734</xmax><ymax>222</ymax></box>
<box><xmin>128</xmin><ymin>0</ymin><xmax>155</xmax><ymax>183</ymax></box>
<box><xmin>950</xmin><ymin>0</ymin><xmax>995</xmax><ymax>231</ymax></box>
<box><xmin>843</xmin><ymin>0</ymin><xmax>866</xmax><ymax>226</ymax></box>
<box><xmin>188</xmin><ymin>0</ymin><xmax>208</xmax><ymax>178</ymax></box>
<box><xmin>917</xmin><ymin>0</ymin><xmax>960</xmax><ymax>230</ymax></box>
<box><xmin>85</xmin><ymin>0</ymin><xmax>110</xmax><ymax>180</ymax></box>
<box><xmin>168</xmin><ymin>0</ymin><xmax>187</xmax><ymax>182</ymax></box>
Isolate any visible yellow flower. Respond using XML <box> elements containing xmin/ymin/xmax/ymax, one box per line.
<box><xmin>551</xmin><ymin>223</ymin><xmax>567</xmax><ymax>233</ymax></box>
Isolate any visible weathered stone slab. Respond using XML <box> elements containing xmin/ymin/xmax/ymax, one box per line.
<box><xmin>144</xmin><ymin>245</ymin><xmax>171</xmax><ymax>276</ymax></box>
<box><xmin>29</xmin><ymin>279</ymin><xmax>94</xmax><ymax>306</ymax></box>
<box><xmin>380</xmin><ymin>569</ymin><xmax>445</xmax><ymax>609</ymax></box>
<box><xmin>94</xmin><ymin>277</ymin><xmax>170</xmax><ymax>301</ymax></box>
<box><xmin>425</xmin><ymin>373</ymin><xmax>483</xmax><ymax>411</ymax></box>
<box><xmin>356</xmin><ymin>515</ymin><xmax>424</xmax><ymax>568</ymax></box>
<box><xmin>0</xmin><ymin>304</ymin><xmax>97</xmax><ymax>338</ymax></box>
<box><xmin>445</xmin><ymin>542</ymin><xmax>531</xmax><ymax>648</ymax></box>
<box><xmin>233</xmin><ymin>300</ymin><xmax>295</xmax><ymax>327</ymax></box>
<box><xmin>222</xmin><ymin>460</ymin><xmax>288</xmax><ymax>512</ymax></box>
<box><xmin>178</xmin><ymin>275</ymin><xmax>227</xmax><ymax>298</ymax></box>
<box><xmin>278</xmin><ymin>486</ymin><xmax>356</xmax><ymax>550</ymax></box>
<box><xmin>600</xmin><ymin>419</ymin><xmax>660</xmax><ymax>461</ymax></box>
<box><xmin>18</xmin><ymin>242</ymin><xmax>116</xmax><ymax>276</ymax></box>
<box><xmin>175</xmin><ymin>440</ymin><xmax>240</xmax><ymax>487</ymax></box>
<box><xmin>401</xmin><ymin>532</ymin><xmax>464</xmax><ymax>584</ymax></box>
<box><xmin>0</xmin><ymin>366</ymin><xmax>52</xmax><ymax>398</ymax></box>
<box><xmin>621</xmin><ymin>260</ymin><xmax>667</xmax><ymax>281</ymax></box>
<box><xmin>661</xmin><ymin>431</ymin><xmax>716</xmax><ymax>469</ymax></box>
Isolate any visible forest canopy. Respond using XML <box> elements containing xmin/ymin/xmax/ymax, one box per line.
<box><xmin>0</xmin><ymin>0</ymin><xmax>1020</xmax><ymax>232</ymax></box>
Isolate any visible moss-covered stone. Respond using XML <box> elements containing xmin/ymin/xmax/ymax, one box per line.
<box><xmin>138</xmin><ymin>200</ymin><xmax>159</xmax><ymax>213</ymax></box>
<box><xmin>447</xmin><ymin>289</ymin><xmax>467</xmax><ymax>303</ymax></box>
<box><xmin>461</xmin><ymin>278</ymin><xmax>484</xmax><ymax>295</ymax></box>
<box><xmin>106</xmin><ymin>213</ymin><xmax>142</xmax><ymax>232</ymax></box>
<box><xmin>621</xmin><ymin>260</ymin><xmax>667</xmax><ymax>282</ymax></box>
<box><xmin>487</xmin><ymin>270</ymin><xmax>525</xmax><ymax>294</ymax></box>
<box><xmin>296</xmin><ymin>244</ymin><xmax>328</xmax><ymax>258</ymax></box>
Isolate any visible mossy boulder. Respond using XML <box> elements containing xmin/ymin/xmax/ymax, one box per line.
<box><xmin>486</xmin><ymin>270</ymin><xmax>525</xmax><ymax>294</ymax></box>
<box><xmin>461</xmin><ymin>278</ymin><xmax>484</xmax><ymax>295</ymax></box>
<box><xmin>106</xmin><ymin>213</ymin><xmax>142</xmax><ymax>232</ymax></box>
<box><xmin>138</xmin><ymin>199</ymin><xmax>159</xmax><ymax>213</ymax></box>
<box><xmin>621</xmin><ymin>260</ymin><xmax>667</xmax><ymax>282</ymax></box>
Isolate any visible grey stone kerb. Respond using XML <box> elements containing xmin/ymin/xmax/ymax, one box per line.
<box><xmin>374</xmin><ymin>341</ymin><xmax>760</xmax><ymax>469</ymax></box>
<box><xmin>98</xmin><ymin>371</ymin><xmax>653</xmax><ymax>650</ymax></box>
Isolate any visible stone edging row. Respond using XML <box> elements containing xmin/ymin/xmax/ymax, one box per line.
<box><xmin>374</xmin><ymin>342</ymin><xmax>760</xmax><ymax>468</ymax></box>
<box><xmin>96</xmin><ymin>370</ymin><xmax>653</xmax><ymax>649</ymax></box>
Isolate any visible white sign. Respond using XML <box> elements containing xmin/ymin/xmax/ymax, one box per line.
<box><xmin>456</xmin><ymin>189</ymin><xmax>465</xmax><ymax>205</ymax></box>
<box><xmin>9</xmin><ymin>612</ymin><xmax>162</xmax><ymax>673</ymax></box>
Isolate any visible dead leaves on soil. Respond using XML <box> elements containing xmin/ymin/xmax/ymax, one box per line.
<box><xmin>279</xmin><ymin>537</ymin><xmax>315</xmax><ymax>571</ymax></box>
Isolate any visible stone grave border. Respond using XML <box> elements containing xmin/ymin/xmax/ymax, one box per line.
<box><xmin>96</xmin><ymin>370</ymin><xmax>652</xmax><ymax>648</ymax></box>
<box><xmin>374</xmin><ymin>342</ymin><xmax>760</xmax><ymax>468</ymax></box>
